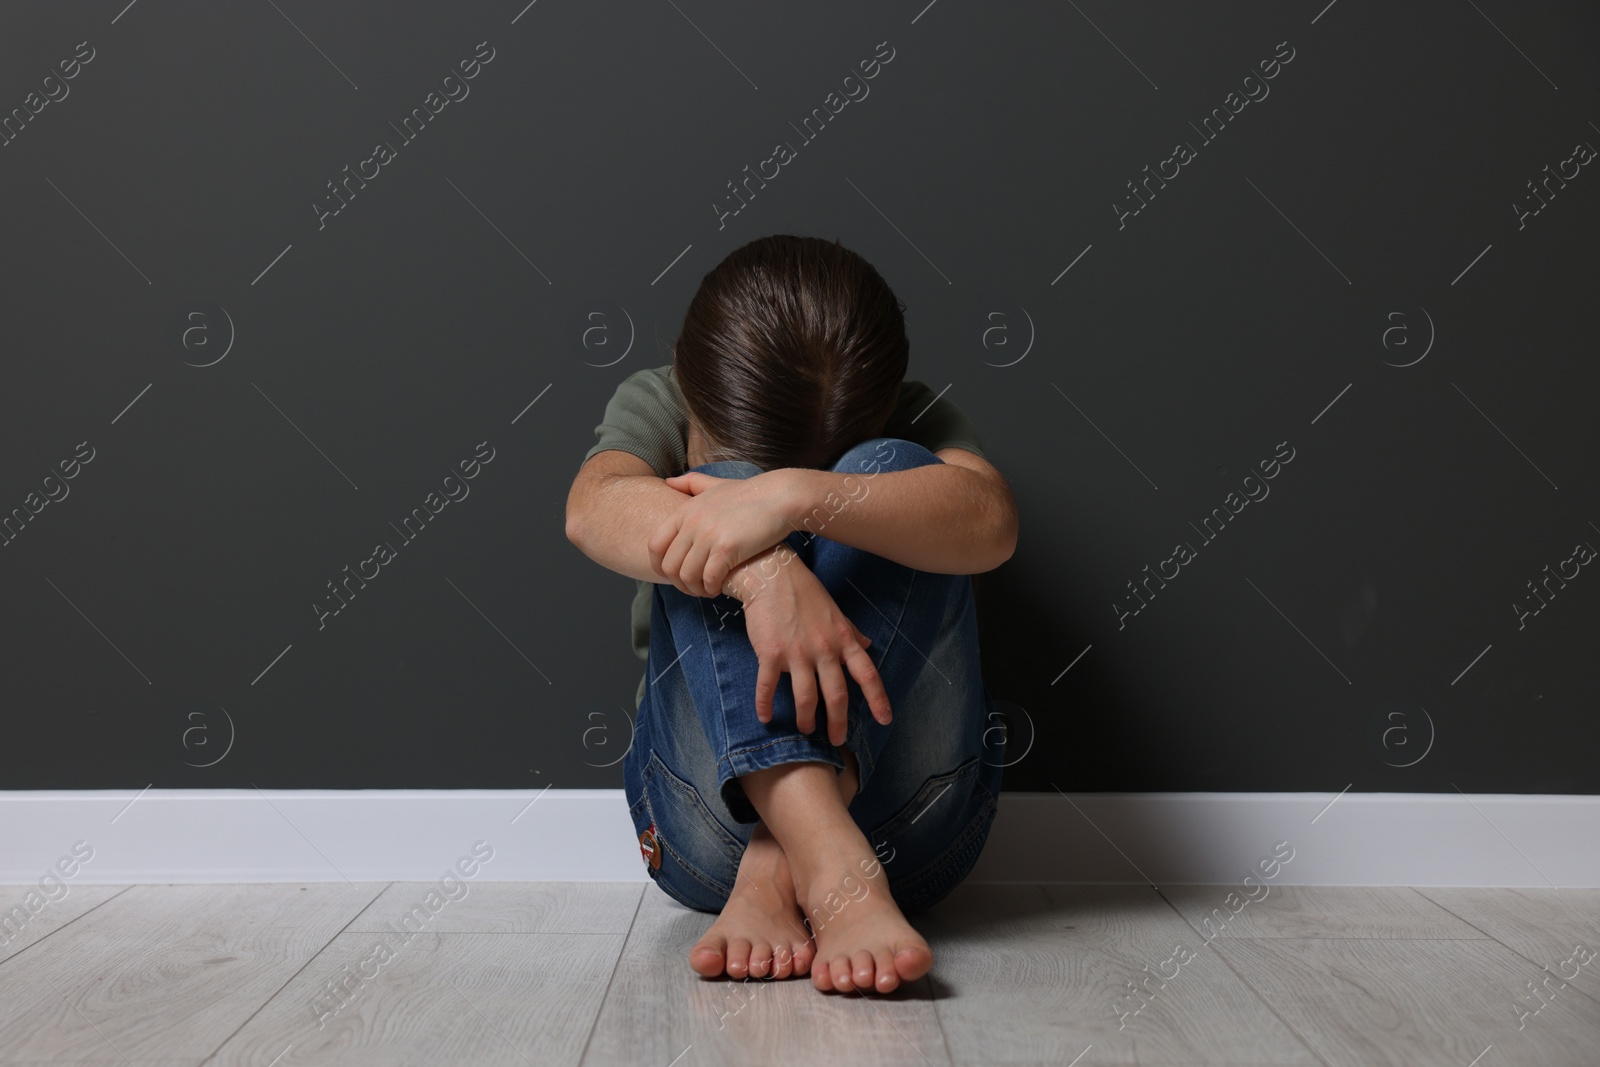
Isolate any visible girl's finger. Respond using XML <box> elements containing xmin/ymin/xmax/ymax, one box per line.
<box><xmin>704</xmin><ymin>547</ymin><xmax>731</xmax><ymax>601</ymax></box>
<box><xmin>817</xmin><ymin>658</ymin><xmax>851</xmax><ymax>747</ymax></box>
<box><xmin>843</xmin><ymin>643</ymin><xmax>891</xmax><ymax>725</ymax></box>
<box><xmin>681</xmin><ymin>538</ymin><xmax>713</xmax><ymax>597</ymax></box>
<box><xmin>792</xmin><ymin>668</ymin><xmax>818</xmax><ymax>736</ymax></box>
<box><xmin>754</xmin><ymin>658</ymin><xmax>778</xmax><ymax>723</ymax></box>
<box><xmin>660</xmin><ymin>530</ymin><xmax>691</xmax><ymax>588</ymax></box>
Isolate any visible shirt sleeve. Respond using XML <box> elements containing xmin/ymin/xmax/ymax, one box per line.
<box><xmin>882</xmin><ymin>379</ymin><xmax>988</xmax><ymax>460</ymax></box>
<box><xmin>580</xmin><ymin>366</ymin><xmax>688</xmax><ymax>479</ymax></box>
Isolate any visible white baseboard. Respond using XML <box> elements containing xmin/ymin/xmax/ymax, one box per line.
<box><xmin>1</xmin><ymin>789</ymin><xmax>1594</xmax><ymax>887</ymax></box>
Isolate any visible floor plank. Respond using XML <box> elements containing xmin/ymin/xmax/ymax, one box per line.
<box><xmin>917</xmin><ymin>883</ymin><xmax>1320</xmax><ymax>1065</ymax></box>
<box><xmin>345</xmin><ymin>880</ymin><xmax>642</xmax><ymax>935</ymax></box>
<box><xmin>1158</xmin><ymin>885</ymin><xmax>1487</xmax><ymax>940</ymax></box>
<box><xmin>0</xmin><ymin>883</ymin><xmax>382</xmax><ymax>1062</ymax></box>
<box><xmin>1416</xmin><ymin>889</ymin><xmax>1600</xmax><ymax>1005</ymax></box>
<box><xmin>1214</xmin><ymin>936</ymin><xmax>1600</xmax><ymax>1067</ymax></box>
<box><xmin>582</xmin><ymin>884</ymin><xmax>951</xmax><ymax>1067</ymax></box>
<box><xmin>204</xmin><ymin>930</ymin><xmax>626</xmax><ymax>1067</ymax></box>
<box><xmin>0</xmin><ymin>885</ymin><xmax>130</xmax><ymax>969</ymax></box>
<box><xmin>3</xmin><ymin>882</ymin><xmax>1596</xmax><ymax>1066</ymax></box>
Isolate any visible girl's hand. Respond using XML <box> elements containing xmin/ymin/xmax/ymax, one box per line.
<box><xmin>649</xmin><ymin>470</ymin><xmax>799</xmax><ymax>598</ymax></box>
<box><xmin>741</xmin><ymin>559</ymin><xmax>892</xmax><ymax>745</ymax></box>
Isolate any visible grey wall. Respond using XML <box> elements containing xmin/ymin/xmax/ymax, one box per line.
<box><xmin>2</xmin><ymin>1</ymin><xmax>1595</xmax><ymax>794</ymax></box>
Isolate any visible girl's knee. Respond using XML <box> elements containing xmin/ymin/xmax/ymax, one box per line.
<box><xmin>691</xmin><ymin>458</ymin><xmax>764</xmax><ymax>479</ymax></box>
<box><xmin>832</xmin><ymin>437</ymin><xmax>940</xmax><ymax>476</ymax></box>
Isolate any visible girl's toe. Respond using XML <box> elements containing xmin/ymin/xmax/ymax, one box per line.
<box><xmin>725</xmin><ymin>937</ymin><xmax>752</xmax><ymax>979</ymax></box>
<box><xmin>851</xmin><ymin>950</ymin><xmax>875</xmax><ymax>991</ymax></box>
<box><xmin>873</xmin><ymin>950</ymin><xmax>899</xmax><ymax>993</ymax></box>
<box><xmin>689</xmin><ymin>934</ymin><xmax>726</xmax><ymax>977</ymax></box>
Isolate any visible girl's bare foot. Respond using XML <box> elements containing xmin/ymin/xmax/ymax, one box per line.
<box><xmin>689</xmin><ymin>822</ymin><xmax>815</xmax><ymax>980</ymax></box>
<box><xmin>737</xmin><ymin>754</ymin><xmax>934</xmax><ymax>994</ymax></box>
<box><xmin>800</xmin><ymin>844</ymin><xmax>933</xmax><ymax>994</ymax></box>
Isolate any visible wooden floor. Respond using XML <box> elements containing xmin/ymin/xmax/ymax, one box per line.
<box><xmin>0</xmin><ymin>881</ymin><xmax>1596</xmax><ymax>1065</ymax></box>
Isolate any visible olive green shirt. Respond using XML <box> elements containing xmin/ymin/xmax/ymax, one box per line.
<box><xmin>580</xmin><ymin>364</ymin><xmax>988</xmax><ymax>708</ymax></box>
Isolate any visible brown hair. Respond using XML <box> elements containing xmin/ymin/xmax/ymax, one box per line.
<box><xmin>673</xmin><ymin>234</ymin><xmax>909</xmax><ymax>472</ymax></box>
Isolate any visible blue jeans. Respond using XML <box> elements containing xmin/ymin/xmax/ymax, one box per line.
<box><xmin>622</xmin><ymin>437</ymin><xmax>1004</xmax><ymax>918</ymax></box>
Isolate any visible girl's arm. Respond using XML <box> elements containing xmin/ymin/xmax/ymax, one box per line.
<box><xmin>774</xmin><ymin>448</ymin><xmax>1017</xmax><ymax>576</ymax></box>
<box><xmin>566</xmin><ymin>449</ymin><xmax>790</xmax><ymax>594</ymax></box>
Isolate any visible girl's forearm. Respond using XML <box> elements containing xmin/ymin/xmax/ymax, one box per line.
<box><xmin>567</xmin><ymin>474</ymin><xmax>697</xmax><ymax>583</ymax></box>
<box><xmin>570</xmin><ymin>470</ymin><xmax>806</xmax><ymax>592</ymax></box>
<box><xmin>779</xmin><ymin>464</ymin><xmax>1017</xmax><ymax>575</ymax></box>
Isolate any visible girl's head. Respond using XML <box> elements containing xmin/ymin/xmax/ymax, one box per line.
<box><xmin>673</xmin><ymin>234</ymin><xmax>909</xmax><ymax>472</ymax></box>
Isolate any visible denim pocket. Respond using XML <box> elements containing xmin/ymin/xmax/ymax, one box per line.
<box><xmin>867</xmin><ymin>756</ymin><xmax>998</xmax><ymax>915</ymax></box>
<box><xmin>637</xmin><ymin>751</ymin><xmax>745</xmax><ymax>912</ymax></box>
<box><xmin>870</xmin><ymin>757</ymin><xmax>981</xmax><ymax>851</ymax></box>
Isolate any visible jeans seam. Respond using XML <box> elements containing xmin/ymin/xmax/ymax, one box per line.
<box><xmin>893</xmin><ymin>790</ymin><xmax>999</xmax><ymax>913</ymax></box>
<box><xmin>641</xmin><ymin>754</ymin><xmax>742</xmax><ymax>899</ymax></box>
<box><xmin>719</xmin><ymin>734</ymin><xmax>844</xmax><ymax>777</ymax></box>
<box><xmin>851</xmin><ymin>565</ymin><xmax>916</xmax><ymax>684</ymax></box>
<box><xmin>686</xmin><ymin>456</ymin><xmax>761</xmax><ymax>777</ymax></box>
<box><xmin>853</xmin><ymin>565</ymin><xmax>916</xmax><ymax>795</ymax></box>
<box><xmin>876</xmin><ymin>566</ymin><xmax>915</xmax><ymax>771</ymax></box>
<box><xmin>692</xmin><ymin>592</ymin><xmax>733</xmax><ymax>767</ymax></box>
<box><xmin>645</xmin><ymin>751</ymin><xmax>746</xmax><ymax>860</ymax></box>
<box><xmin>657</xmin><ymin>833</ymin><xmax>735</xmax><ymax>903</ymax></box>
<box><xmin>844</xmin><ymin>714</ymin><xmax>872</xmax><ymax>798</ymax></box>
